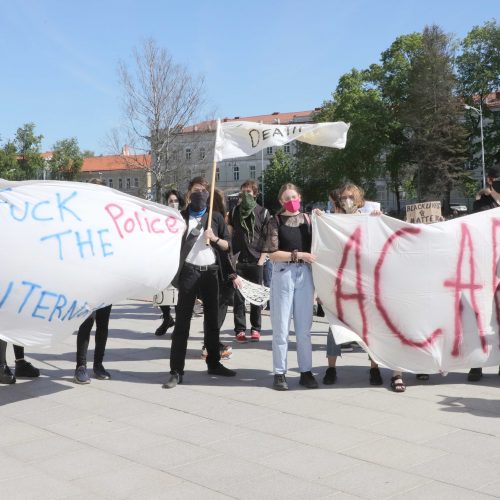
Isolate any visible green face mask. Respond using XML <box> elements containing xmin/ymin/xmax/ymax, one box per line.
<box><xmin>240</xmin><ymin>192</ymin><xmax>257</xmax><ymax>211</ymax></box>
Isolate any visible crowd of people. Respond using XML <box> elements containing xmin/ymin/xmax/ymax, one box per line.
<box><xmin>2</xmin><ymin>169</ymin><xmax>500</xmax><ymax>391</ymax></box>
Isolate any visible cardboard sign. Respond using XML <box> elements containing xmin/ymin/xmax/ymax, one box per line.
<box><xmin>405</xmin><ymin>201</ymin><xmax>443</xmax><ymax>224</ymax></box>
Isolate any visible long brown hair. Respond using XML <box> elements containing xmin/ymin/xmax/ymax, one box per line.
<box><xmin>337</xmin><ymin>183</ymin><xmax>365</xmax><ymax>209</ymax></box>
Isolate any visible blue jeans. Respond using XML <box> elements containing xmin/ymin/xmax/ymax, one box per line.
<box><xmin>271</xmin><ymin>262</ymin><xmax>314</xmax><ymax>374</ymax></box>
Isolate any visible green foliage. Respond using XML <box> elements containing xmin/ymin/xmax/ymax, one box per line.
<box><xmin>0</xmin><ymin>141</ymin><xmax>19</xmax><ymax>179</ymax></box>
<box><xmin>49</xmin><ymin>138</ymin><xmax>84</xmax><ymax>180</ymax></box>
<box><xmin>401</xmin><ymin>25</ymin><xmax>468</xmax><ymax>208</ymax></box>
<box><xmin>262</xmin><ymin>149</ymin><xmax>296</xmax><ymax>211</ymax></box>
<box><xmin>14</xmin><ymin>123</ymin><xmax>44</xmax><ymax>179</ymax></box>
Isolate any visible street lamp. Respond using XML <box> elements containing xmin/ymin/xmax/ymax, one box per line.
<box><xmin>464</xmin><ymin>103</ymin><xmax>486</xmax><ymax>189</ymax></box>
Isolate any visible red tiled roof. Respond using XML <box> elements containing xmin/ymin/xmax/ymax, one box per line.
<box><xmin>81</xmin><ymin>154</ymin><xmax>151</xmax><ymax>173</ymax></box>
<box><xmin>183</xmin><ymin>109</ymin><xmax>318</xmax><ymax>133</ymax></box>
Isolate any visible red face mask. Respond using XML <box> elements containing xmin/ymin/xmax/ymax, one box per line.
<box><xmin>283</xmin><ymin>199</ymin><xmax>301</xmax><ymax>212</ymax></box>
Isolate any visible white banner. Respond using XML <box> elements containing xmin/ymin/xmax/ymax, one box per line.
<box><xmin>312</xmin><ymin>211</ymin><xmax>500</xmax><ymax>373</ymax></box>
<box><xmin>214</xmin><ymin>120</ymin><xmax>350</xmax><ymax>161</ymax></box>
<box><xmin>0</xmin><ymin>179</ymin><xmax>185</xmax><ymax>346</ymax></box>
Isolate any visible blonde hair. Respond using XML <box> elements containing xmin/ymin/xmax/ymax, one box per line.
<box><xmin>338</xmin><ymin>183</ymin><xmax>365</xmax><ymax>209</ymax></box>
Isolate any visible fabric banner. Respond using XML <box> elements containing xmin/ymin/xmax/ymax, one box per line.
<box><xmin>214</xmin><ymin>120</ymin><xmax>350</xmax><ymax>161</ymax></box>
<box><xmin>238</xmin><ymin>276</ymin><xmax>270</xmax><ymax>306</ymax></box>
<box><xmin>312</xmin><ymin>211</ymin><xmax>500</xmax><ymax>373</ymax></box>
<box><xmin>0</xmin><ymin>179</ymin><xmax>185</xmax><ymax>346</ymax></box>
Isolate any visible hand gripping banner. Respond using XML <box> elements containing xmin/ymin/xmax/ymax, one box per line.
<box><xmin>0</xmin><ymin>179</ymin><xmax>185</xmax><ymax>346</ymax></box>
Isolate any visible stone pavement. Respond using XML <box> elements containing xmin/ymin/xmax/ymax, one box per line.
<box><xmin>1</xmin><ymin>300</ymin><xmax>500</xmax><ymax>500</ymax></box>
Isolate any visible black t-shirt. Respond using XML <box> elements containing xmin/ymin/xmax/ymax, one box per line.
<box><xmin>264</xmin><ymin>213</ymin><xmax>312</xmax><ymax>253</ymax></box>
<box><xmin>473</xmin><ymin>194</ymin><xmax>500</xmax><ymax>213</ymax></box>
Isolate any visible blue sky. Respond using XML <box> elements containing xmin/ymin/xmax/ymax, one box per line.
<box><xmin>0</xmin><ymin>0</ymin><xmax>496</xmax><ymax>154</ymax></box>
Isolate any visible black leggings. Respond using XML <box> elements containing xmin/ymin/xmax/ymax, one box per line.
<box><xmin>76</xmin><ymin>305</ymin><xmax>112</xmax><ymax>367</ymax></box>
<box><xmin>0</xmin><ymin>340</ymin><xmax>6</xmax><ymax>365</ymax></box>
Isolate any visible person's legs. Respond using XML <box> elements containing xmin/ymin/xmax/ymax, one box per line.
<box><xmin>0</xmin><ymin>339</ymin><xmax>15</xmax><ymax>384</ymax></box>
<box><xmin>156</xmin><ymin>305</ymin><xmax>175</xmax><ymax>336</ymax></box>
<box><xmin>247</xmin><ymin>263</ymin><xmax>263</xmax><ymax>337</ymax></box>
<box><xmin>233</xmin><ymin>263</ymin><xmax>248</xmax><ymax>339</ymax></box>
<box><xmin>13</xmin><ymin>345</ymin><xmax>40</xmax><ymax>378</ymax></box>
<box><xmin>74</xmin><ymin>314</ymin><xmax>94</xmax><ymax>384</ymax></box>
<box><xmin>323</xmin><ymin>328</ymin><xmax>341</xmax><ymax>384</ymax></box>
<box><xmin>93</xmin><ymin>305</ymin><xmax>112</xmax><ymax>379</ymax></box>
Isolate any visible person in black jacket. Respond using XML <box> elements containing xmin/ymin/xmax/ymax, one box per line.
<box><xmin>468</xmin><ymin>164</ymin><xmax>500</xmax><ymax>382</ymax></box>
<box><xmin>163</xmin><ymin>177</ymin><xmax>240</xmax><ymax>389</ymax></box>
<box><xmin>228</xmin><ymin>180</ymin><xmax>270</xmax><ymax>343</ymax></box>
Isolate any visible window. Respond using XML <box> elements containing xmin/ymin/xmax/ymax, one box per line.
<box><xmin>118</xmin><ymin>178</ymin><xmax>123</xmax><ymax>189</ymax></box>
<box><xmin>134</xmin><ymin>177</ymin><xmax>139</xmax><ymax>188</ymax></box>
<box><xmin>216</xmin><ymin>167</ymin><xmax>220</xmax><ymax>181</ymax></box>
<box><xmin>266</xmin><ymin>147</ymin><xmax>273</xmax><ymax>155</ymax></box>
<box><xmin>249</xmin><ymin>165</ymin><xmax>256</xmax><ymax>179</ymax></box>
<box><xmin>199</xmin><ymin>147</ymin><xmax>206</xmax><ymax>160</ymax></box>
<box><xmin>233</xmin><ymin>165</ymin><xmax>239</xmax><ymax>181</ymax></box>
<box><xmin>283</xmin><ymin>144</ymin><xmax>290</xmax><ymax>153</ymax></box>
<box><xmin>126</xmin><ymin>178</ymin><xmax>131</xmax><ymax>189</ymax></box>
<box><xmin>108</xmin><ymin>179</ymin><xmax>113</xmax><ymax>188</ymax></box>
<box><xmin>171</xmin><ymin>149</ymin><xmax>179</xmax><ymax>161</ymax></box>
<box><xmin>185</xmin><ymin>148</ymin><xmax>191</xmax><ymax>160</ymax></box>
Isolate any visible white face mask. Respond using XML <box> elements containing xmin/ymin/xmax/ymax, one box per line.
<box><xmin>169</xmin><ymin>201</ymin><xmax>179</xmax><ymax>210</ymax></box>
<box><xmin>341</xmin><ymin>198</ymin><xmax>357</xmax><ymax>214</ymax></box>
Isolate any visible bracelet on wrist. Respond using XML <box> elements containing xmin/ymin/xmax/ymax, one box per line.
<box><xmin>215</xmin><ymin>238</ymin><xmax>220</xmax><ymax>244</ymax></box>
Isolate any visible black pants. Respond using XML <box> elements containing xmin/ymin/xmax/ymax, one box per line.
<box><xmin>0</xmin><ymin>340</ymin><xmax>6</xmax><ymax>365</ymax></box>
<box><xmin>170</xmin><ymin>264</ymin><xmax>220</xmax><ymax>374</ymax></box>
<box><xmin>233</xmin><ymin>262</ymin><xmax>263</xmax><ymax>333</ymax></box>
<box><xmin>76</xmin><ymin>305</ymin><xmax>112</xmax><ymax>367</ymax></box>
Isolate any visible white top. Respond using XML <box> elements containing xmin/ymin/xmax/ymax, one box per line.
<box><xmin>185</xmin><ymin>216</ymin><xmax>217</xmax><ymax>266</ymax></box>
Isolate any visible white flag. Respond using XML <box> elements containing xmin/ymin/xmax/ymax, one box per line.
<box><xmin>214</xmin><ymin>120</ymin><xmax>350</xmax><ymax>161</ymax></box>
<box><xmin>0</xmin><ymin>179</ymin><xmax>185</xmax><ymax>346</ymax></box>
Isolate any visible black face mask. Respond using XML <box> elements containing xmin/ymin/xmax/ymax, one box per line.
<box><xmin>492</xmin><ymin>181</ymin><xmax>500</xmax><ymax>194</ymax></box>
<box><xmin>189</xmin><ymin>191</ymin><xmax>209</xmax><ymax>211</ymax></box>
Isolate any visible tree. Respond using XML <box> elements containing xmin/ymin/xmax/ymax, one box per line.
<box><xmin>14</xmin><ymin>123</ymin><xmax>44</xmax><ymax>180</ymax></box>
<box><xmin>118</xmin><ymin>38</ymin><xmax>205</xmax><ymax>201</ymax></box>
<box><xmin>49</xmin><ymin>138</ymin><xmax>84</xmax><ymax>180</ymax></box>
<box><xmin>296</xmin><ymin>69</ymin><xmax>388</xmax><ymax>203</ymax></box>
<box><xmin>457</xmin><ymin>20</ymin><xmax>500</xmax><ymax>171</ymax></box>
<box><xmin>0</xmin><ymin>141</ymin><xmax>19</xmax><ymax>179</ymax></box>
<box><xmin>262</xmin><ymin>149</ymin><xmax>296</xmax><ymax>211</ymax></box>
<box><xmin>401</xmin><ymin>25</ymin><xmax>469</xmax><ymax>210</ymax></box>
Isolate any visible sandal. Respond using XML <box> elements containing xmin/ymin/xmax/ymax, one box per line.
<box><xmin>369</xmin><ymin>367</ymin><xmax>383</xmax><ymax>386</ymax></box>
<box><xmin>391</xmin><ymin>375</ymin><xmax>406</xmax><ymax>393</ymax></box>
<box><xmin>416</xmin><ymin>374</ymin><xmax>429</xmax><ymax>381</ymax></box>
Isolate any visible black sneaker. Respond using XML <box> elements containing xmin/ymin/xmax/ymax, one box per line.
<box><xmin>155</xmin><ymin>317</ymin><xmax>175</xmax><ymax>336</ymax></box>
<box><xmin>369</xmin><ymin>367</ymin><xmax>383</xmax><ymax>386</ymax></box>
<box><xmin>323</xmin><ymin>367</ymin><xmax>337</xmax><ymax>385</ymax></box>
<box><xmin>273</xmin><ymin>374</ymin><xmax>288</xmax><ymax>391</ymax></box>
<box><xmin>0</xmin><ymin>364</ymin><xmax>16</xmax><ymax>385</ymax></box>
<box><xmin>467</xmin><ymin>367</ymin><xmax>483</xmax><ymax>382</ymax></box>
<box><xmin>74</xmin><ymin>365</ymin><xmax>91</xmax><ymax>384</ymax></box>
<box><xmin>93</xmin><ymin>364</ymin><xmax>111</xmax><ymax>380</ymax></box>
<box><xmin>207</xmin><ymin>364</ymin><xmax>236</xmax><ymax>377</ymax></box>
<box><xmin>163</xmin><ymin>371</ymin><xmax>182</xmax><ymax>389</ymax></box>
<box><xmin>15</xmin><ymin>360</ymin><xmax>40</xmax><ymax>378</ymax></box>
<box><xmin>299</xmin><ymin>371</ymin><xmax>319</xmax><ymax>389</ymax></box>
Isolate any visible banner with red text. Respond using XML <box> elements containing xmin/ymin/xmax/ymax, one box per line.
<box><xmin>0</xmin><ymin>179</ymin><xmax>185</xmax><ymax>346</ymax></box>
<box><xmin>312</xmin><ymin>211</ymin><xmax>500</xmax><ymax>373</ymax></box>
<box><xmin>214</xmin><ymin>120</ymin><xmax>350</xmax><ymax>161</ymax></box>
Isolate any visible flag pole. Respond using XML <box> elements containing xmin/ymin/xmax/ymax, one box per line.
<box><xmin>206</xmin><ymin>119</ymin><xmax>220</xmax><ymax>245</ymax></box>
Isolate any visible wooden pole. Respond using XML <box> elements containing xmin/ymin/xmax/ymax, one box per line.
<box><xmin>206</xmin><ymin>120</ymin><xmax>219</xmax><ymax>244</ymax></box>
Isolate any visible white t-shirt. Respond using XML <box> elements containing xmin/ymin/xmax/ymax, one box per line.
<box><xmin>185</xmin><ymin>216</ymin><xmax>217</xmax><ymax>266</ymax></box>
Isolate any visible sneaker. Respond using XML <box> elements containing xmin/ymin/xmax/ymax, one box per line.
<box><xmin>369</xmin><ymin>367</ymin><xmax>383</xmax><ymax>386</ymax></box>
<box><xmin>273</xmin><ymin>374</ymin><xmax>288</xmax><ymax>391</ymax></box>
<box><xmin>15</xmin><ymin>360</ymin><xmax>40</xmax><ymax>378</ymax></box>
<box><xmin>250</xmin><ymin>330</ymin><xmax>261</xmax><ymax>342</ymax></box>
<box><xmin>163</xmin><ymin>371</ymin><xmax>182</xmax><ymax>389</ymax></box>
<box><xmin>155</xmin><ymin>317</ymin><xmax>175</xmax><ymax>336</ymax></box>
<box><xmin>467</xmin><ymin>367</ymin><xmax>483</xmax><ymax>382</ymax></box>
<box><xmin>299</xmin><ymin>371</ymin><xmax>319</xmax><ymax>389</ymax></box>
<box><xmin>0</xmin><ymin>364</ymin><xmax>16</xmax><ymax>385</ymax></box>
<box><xmin>235</xmin><ymin>332</ymin><xmax>248</xmax><ymax>343</ymax></box>
<box><xmin>322</xmin><ymin>367</ymin><xmax>337</xmax><ymax>385</ymax></box>
<box><xmin>207</xmin><ymin>363</ymin><xmax>236</xmax><ymax>377</ymax></box>
<box><xmin>73</xmin><ymin>365</ymin><xmax>91</xmax><ymax>384</ymax></box>
<box><xmin>93</xmin><ymin>364</ymin><xmax>111</xmax><ymax>380</ymax></box>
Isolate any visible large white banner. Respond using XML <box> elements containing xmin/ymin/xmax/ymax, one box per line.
<box><xmin>312</xmin><ymin>211</ymin><xmax>500</xmax><ymax>373</ymax></box>
<box><xmin>214</xmin><ymin>120</ymin><xmax>350</xmax><ymax>161</ymax></box>
<box><xmin>0</xmin><ymin>179</ymin><xmax>185</xmax><ymax>346</ymax></box>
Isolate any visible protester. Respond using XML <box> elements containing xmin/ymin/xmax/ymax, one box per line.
<box><xmin>228</xmin><ymin>180</ymin><xmax>270</xmax><ymax>343</ymax></box>
<box><xmin>74</xmin><ymin>305</ymin><xmax>113</xmax><ymax>384</ymax></box>
<box><xmin>467</xmin><ymin>164</ymin><xmax>500</xmax><ymax>382</ymax></box>
<box><xmin>155</xmin><ymin>189</ymin><xmax>183</xmax><ymax>336</ymax></box>
<box><xmin>163</xmin><ymin>177</ymin><xmax>240</xmax><ymax>389</ymax></box>
<box><xmin>264</xmin><ymin>183</ymin><xmax>318</xmax><ymax>391</ymax></box>
<box><xmin>320</xmin><ymin>183</ymin><xmax>406</xmax><ymax>392</ymax></box>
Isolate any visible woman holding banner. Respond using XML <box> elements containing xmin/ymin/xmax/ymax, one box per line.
<box><xmin>264</xmin><ymin>183</ymin><xmax>318</xmax><ymax>391</ymax></box>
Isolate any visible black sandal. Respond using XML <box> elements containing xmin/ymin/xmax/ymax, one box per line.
<box><xmin>391</xmin><ymin>375</ymin><xmax>406</xmax><ymax>393</ymax></box>
<box><xmin>369</xmin><ymin>367</ymin><xmax>383</xmax><ymax>386</ymax></box>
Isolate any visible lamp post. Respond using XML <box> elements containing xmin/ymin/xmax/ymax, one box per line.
<box><xmin>464</xmin><ymin>103</ymin><xmax>486</xmax><ymax>189</ymax></box>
